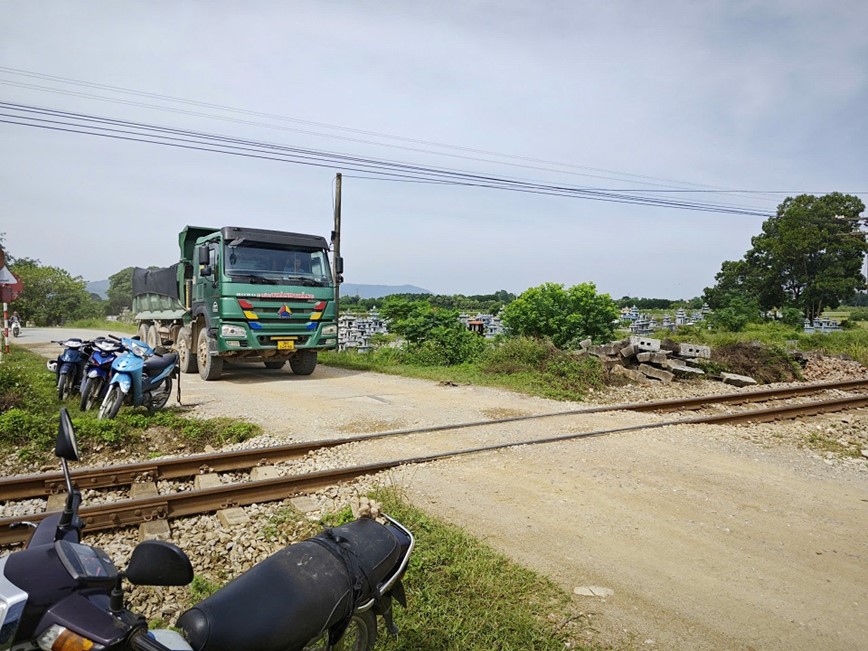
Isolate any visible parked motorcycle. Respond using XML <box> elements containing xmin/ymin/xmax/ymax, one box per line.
<box><xmin>97</xmin><ymin>336</ymin><xmax>179</xmax><ymax>420</ymax></box>
<box><xmin>47</xmin><ymin>338</ymin><xmax>93</xmax><ymax>401</ymax></box>
<box><xmin>0</xmin><ymin>409</ymin><xmax>415</xmax><ymax>651</ymax></box>
<box><xmin>80</xmin><ymin>336</ymin><xmax>125</xmax><ymax>411</ymax></box>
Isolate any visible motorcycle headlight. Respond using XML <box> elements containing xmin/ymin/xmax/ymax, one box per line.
<box><xmin>222</xmin><ymin>324</ymin><xmax>247</xmax><ymax>337</ymax></box>
<box><xmin>130</xmin><ymin>342</ymin><xmax>149</xmax><ymax>357</ymax></box>
<box><xmin>321</xmin><ymin>324</ymin><xmax>337</xmax><ymax>336</ymax></box>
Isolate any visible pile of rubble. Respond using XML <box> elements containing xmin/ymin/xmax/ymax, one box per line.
<box><xmin>578</xmin><ymin>335</ymin><xmax>757</xmax><ymax>386</ymax></box>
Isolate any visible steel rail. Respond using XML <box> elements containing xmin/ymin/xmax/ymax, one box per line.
<box><xmin>2</xmin><ymin>377</ymin><xmax>868</xmax><ymax>502</ymax></box>
<box><xmin>2</xmin><ymin>391</ymin><xmax>867</xmax><ymax>546</ymax></box>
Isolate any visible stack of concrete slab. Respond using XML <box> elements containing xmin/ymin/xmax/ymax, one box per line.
<box><xmin>580</xmin><ymin>336</ymin><xmax>756</xmax><ymax>386</ymax></box>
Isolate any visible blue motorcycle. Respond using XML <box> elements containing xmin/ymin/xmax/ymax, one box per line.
<box><xmin>79</xmin><ymin>336</ymin><xmax>124</xmax><ymax>411</ymax></box>
<box><xmin>47</xmin><ymin>338</ymin><xmax>93</xmax><ymax>401</ymax></box>
<box><xmin>97</xmin><ymin>336</ymin><xmax>179</xmax><ymax>420</ymax></box>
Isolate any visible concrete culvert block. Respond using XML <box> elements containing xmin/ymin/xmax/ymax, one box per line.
<box><xmin>678</xmin><ymin>343</ymin><xmax>711</xmax><ymax>358</ymax></box>
<box><xmin>629</xmin><ymin>336</ymin><xmax>662</xmax><ymax>352</ymax></box>
<box><xmin>721</xmin><ymin>372</ymin><xmax>757</xmax><ymax>387</ymax></box>
<box><xmin>638</xmin><ymin>364</ymin><xmax>675</xmax><ymax>384</ymax></box>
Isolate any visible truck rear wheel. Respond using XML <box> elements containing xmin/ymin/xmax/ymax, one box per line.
<box><xmin>178</xmin><ymin>330</ymin><xmax>198</xmax><ymax>374</ymax></box>
<box><xmin>137</xmin><ymin>323</ymin><xmax>149</xmax><ymax>342</ymax></box>
<box><xmin>147</xmin><ymin>324</ymin><xmax>159</xmax><ymax>349</ymax></box>
<box><xmin>197</xmin><ymin>328</ymin><xmax>223</xmax><ymax>381</ymax></box>
<box><xmin>289</xmin><ymin>351</ymin><xmax>317</xmax><ymax>376</ymax></box>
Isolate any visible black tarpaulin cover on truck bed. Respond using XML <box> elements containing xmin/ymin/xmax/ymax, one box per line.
<box><xmin>132</xmin><ymin>264</ymin><xmax>180</xmax><ymax>299</ymax></box>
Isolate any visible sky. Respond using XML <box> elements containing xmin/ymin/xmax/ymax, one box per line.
<box><xmin>1</xmin><ymin>1</ymin><xmax>866</xmax><ymax>300</ymax></box>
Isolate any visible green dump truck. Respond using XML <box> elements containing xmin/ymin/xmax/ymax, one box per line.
<box><xmin>132</xmin><ymin>225</ymin><xmax>342</xmax><ymax>381</ymax></box>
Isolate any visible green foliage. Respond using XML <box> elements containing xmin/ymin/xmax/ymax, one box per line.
<box><xmin>705</xmin><ymin>193</ymin><xmax>867</xmax><ymax>321</ymax></box>
<box><xmin>189</xmin><ymin>575</ymin><xmax>221</xmax><ymax>603</ymax></box>
<box><xmin>501</xmin><ymin>282</ymin><xmax>618</xmax><ymax>347</ymax></box>
<box><xmin>9</xmin><ymin>258</ymin><xmax>103</xmax><ymax>325</ymax></box>
<box><xmin>0</xmin><ymin>408</ymin><xmax>55</xmax><ymax>448</ymax></box>
<box><xmin>847</xmin><ymin>308</ymin><xmax>868</xmax><ymax>322</ymax></box>
<box><xmin>706</xmin><ymin>294</ymin><xmax>761</xmax><ymax>332</ymax></box>
<box><xmin>320</xmin><ymin>505</ymin><xmax>354</xmax><ymax>528</ymax></box>
<box><xmin>342</xmin><ymin>290</ymin><xmax>516</xmax><ymax>315</ymax></box>
<box><xmin>781</xmin><ymin>307</ymin><xmax>805</xmax><ymax>328</ymax></box>
<box><xmin>379</xmin><ymin>298</ymin><xmax>487</xmax><ymax>365</ymax></box>
<box><xmin>106</xmin><ymin>267</ymin><xmax>135</xmax><ymax>316</ymax></box>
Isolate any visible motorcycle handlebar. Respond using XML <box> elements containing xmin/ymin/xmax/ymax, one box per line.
<box><xmin>130</xmin><ymin>632</ymin><xmax>172</xmax><ymax>651</ymax></box>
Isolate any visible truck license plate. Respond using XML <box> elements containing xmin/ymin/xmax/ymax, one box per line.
<box><xmin>277</xmin><ymin>340</ymin><xmax>295</xmax><ymax>350</ymax></box>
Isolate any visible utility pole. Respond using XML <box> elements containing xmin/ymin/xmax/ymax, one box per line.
<box><xmin>333</xmin><ymin>172</ymin><xmax>342</xmax><ymax>324</ymax></box>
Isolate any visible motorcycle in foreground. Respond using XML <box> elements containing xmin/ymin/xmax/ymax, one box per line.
<box><xmin>46</xmin><ymin>338</ymin><xmax>93</xmax><ymax>401</ymax></box>
<box><xmin>0</xmin><ymin>409</ymin><xmax>415</xmax><ymax>651</ymax></box>
<box><xmin>79</xmin><ymin>336</ymin><xmax>125</xmax><ymax>411</ymax></box>
<box><xmin>97</xmin><ymin>336</ymin><xmax>179</xmax><ymax>420</ymax></box>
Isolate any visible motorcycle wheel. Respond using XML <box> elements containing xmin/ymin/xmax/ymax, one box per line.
<box><xmin>98</xmin><ymin>385</ymin><xmax>124</xmax><ymax>420</ymax></box>
<box><xmin>57</xmin><ymin>373</ymin><xmax>73</xmax><ymax>401</ymax></box>
<box><xmin>80</xmin><ymin>377</ymin><xmax>103</xmax><ymax>412</ymax></box>
<box><xmin>147</xmin><ymin>377</ymin><xmax>173</xmax><ymax>412</ymax></box>
<box><xmin>302</xmin><ymin>611</ymin><xmax>377</xmax><ymax>651</ymax></box>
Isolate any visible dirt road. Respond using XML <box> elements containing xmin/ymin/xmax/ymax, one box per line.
<box><xmin>13</xmin><ymin>328</ymin><xmax>868</xmax><ymax>650</ymax></box>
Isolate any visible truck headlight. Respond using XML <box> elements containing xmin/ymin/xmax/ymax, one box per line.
<box><xmin>321</xmin><ymin>324</ymin><xmax>337</xmax><ymax>335</ymax></box>
<box><xmin>222</xmin><ymin>324</ymin><xmax>246</xmax><ymax>337</ymax></box>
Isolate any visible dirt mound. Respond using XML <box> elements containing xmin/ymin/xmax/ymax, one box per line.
<box><xmin>711</xmin><ymin>342</ymin><xmax>800</xmax><ymax>383</ymax></box>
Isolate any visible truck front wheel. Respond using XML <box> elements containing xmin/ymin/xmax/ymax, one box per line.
<box><xmin>289</xmin><ymin>350</ymin><xmax>317</xmax><ymax>376</ymax></box>
<box><xmin>197</xmin><ymin>328</ymin><xmax>223</xmax><ymax>381</ymax></box>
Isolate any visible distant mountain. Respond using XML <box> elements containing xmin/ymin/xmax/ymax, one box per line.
<box><xmin>86</xmin><ymin>279</ymin><xmax>109</xmax><ymax>299</ymax></box>
<box><xmin>341</xmin><ymin>284</ymin><xmax>431</xmax><ymax>299</ymax></box>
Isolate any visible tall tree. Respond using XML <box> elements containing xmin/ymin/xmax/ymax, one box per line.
<box><xmin>706</xmin><ymin>193</ymin><xmax>866</xmax><ymax>321</ymax></box>
<box><xmin>106</xmin><ymin>266</ymin><xmax>135</xmax><ymax>315</ymax></box>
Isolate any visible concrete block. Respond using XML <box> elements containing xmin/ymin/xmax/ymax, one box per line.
<box><xmin>251</xmin><ymin>465</ymin><xmax>280</xmax><ymax>481</ymax></box>
<box><xmin>664</xmin><ymin>361</ymin><xmax>706</xmax><ymax>377</ymax></box>
<box><xmin>619</xmin><ymin>343</ymin><xmax>638</xmax><ymax>358</ymax></box>
<box><xmin>589</xmin><ymin>343</ymin><xmax>619</xmax><ymax>356</ymax></box>
<box><xmin>638</xmin><ymin>363</ymin><xmax>675</xmax><ymax>384</ymax></box>
<box><xmin>194</xmin><ymin>473</ymin><xmax>222</xmax><ymax>490</ymax></box>
<box><xmin>139</xmin><ymin>519</ymin><xmax>171</xmax><ymax>541</ymax></box>
<box><xmin>218</xmin><ymin>507</ymin><xmax>250</xmax><ymax>528</ymax></box>
<box><xmin>721</xmin><ymin>372</ymin><xmax>757</xmax><ymax>387</ymax></box>
<box><xmin>678</xmin><ymin>343</ymin><xmax>711</xmax><ymax>359</ymax></box>
<box><xmin>650</xmin><ymin>351</ymin><xmax>671</xmax><ymax>363</ymax></box>
<box><xmin>629</xmin><ymin>336</ymin><xmax>662</xmax><ymax>352</ymax></box>
<box><xmin>579</xmin><ymin>338</ymin><xmax>592</xmax><ymax>349</ymax></box>
<box><xmin>46</xmin><ymin>493</ymin><xmax>67</xmax><ymax>511</ymax></box>
<box><xmin>130</xmin><ymin>481</ymin><xmax>159</xmax><ymax>499</ymax></box>
<box><xmin>611</xmin><ymin>364</ymin><xmax>650</xmax><ymax>383</ymax></box>
<box><xmin>290</xmin><ymin>495</ymin><xmax>321</xmax><ymax>514</ymax></box>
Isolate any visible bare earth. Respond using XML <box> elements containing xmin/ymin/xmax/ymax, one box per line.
<box><xmin>13</xmin><ymin>328</ymin><xmax>868</xmax><ymax>651</ymax></box>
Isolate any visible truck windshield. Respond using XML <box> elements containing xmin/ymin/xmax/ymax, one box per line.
<box><xmin>224</xmin><ymin>244</ymin><xmax>332</xmax><ymax>286</ymax></box>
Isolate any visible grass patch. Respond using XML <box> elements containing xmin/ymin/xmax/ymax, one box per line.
<box><xmin>64</xmin><ymin>318</ymin><xmax>138</xmax><ymax>334</ymax></box>
<box><xmin>321</xmin><ymin>336</ymin><xmax>606</xmax><ymax>402</ymax></box>
<box><xmin>0</xmin><ymin>346</ymin><xmax>261</xmax><ymax>465</ymax></box>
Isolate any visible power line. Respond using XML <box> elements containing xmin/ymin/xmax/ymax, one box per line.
<box><xmin>1</xmin><ymin>102</ymin><xmax>778</xmax><ymax>217</ymax></box>
<box><xmin>0</xmin><ymin>66</ymin><xmax>790</xmax><ymax>202</ymax></box>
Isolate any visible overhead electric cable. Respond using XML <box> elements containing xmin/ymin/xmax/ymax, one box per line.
<box><xmin>0</xmin><ymin>102</ymin><xmax>777</xmax><ymax>217</ymax></box>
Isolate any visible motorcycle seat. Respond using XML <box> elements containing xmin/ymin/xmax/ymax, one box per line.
<box><xmin>143</xmin><ymin>353</ymin><xmax>178</xmax><ymax>374</ymax></box>
<box><xmin>177</xmin><ymin>518</ymin><xmax>401</xmax><ymax>651</ymax></box>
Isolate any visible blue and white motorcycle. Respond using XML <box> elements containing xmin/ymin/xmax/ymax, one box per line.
<box><xmin>97</xmin><ymin>336</ymin><xmax>179</xmax><ymax>420</ymax></box>
<box><xmin>47</xmin><ymin>338</ymin><xmax>93</xmax><ymax>401</ymax></box>
<box><xmin>79</xmin><ymin>336</ymin><xmax>125</xmax><ymax>411</ymax></box>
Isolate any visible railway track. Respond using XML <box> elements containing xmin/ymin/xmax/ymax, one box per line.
<box><xmin>2</xmin><ymin>379</ymin><xmax>867</xmax><ymax>546</ymax></box>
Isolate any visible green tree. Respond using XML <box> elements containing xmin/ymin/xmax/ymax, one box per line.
<box><xmin>501</xmin><ymin>282</ymin><xmax>618</xmax><ymax>348</ymax></box>
<box><xmin>9</xmin><ymin>258</ymin><xmax>101</xmax><ymax>325</ymax></box>
<box><xmin>105</xmin><ymin>266</ymin><xmax>135</xmax><ymax>315</ymax></box>
<box><xmin>707</xmin><ymin>193</ymin><xmax>866</xmax><ymax>322</ymax></box>
<box><xmin>378</xmin><ymin>297</ymin><xmax>485</xmax><ymax>365</ymax></box>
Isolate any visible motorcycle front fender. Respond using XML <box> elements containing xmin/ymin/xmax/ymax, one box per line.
<box><xmin>111</xmin><ymin>374</ymin><xmax>133</xmax><ymax>394</ymax></box>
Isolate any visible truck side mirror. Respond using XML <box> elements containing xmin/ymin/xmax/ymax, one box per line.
<box><xmin>201</xmin><ymin>265</ymin><xmax>213</xmax><ymax>277</ymax></box>
<box><xmin>198</xmin><ymin>247</ymin><xmax>209</xmax><ymax>265</ymax></box>
<box><xmin>335</xmin><ymin>256</ymin><xmax>344</xmax><ymax>274</ymax></box>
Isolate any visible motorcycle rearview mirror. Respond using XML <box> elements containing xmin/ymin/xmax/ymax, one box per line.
<box><xmin>126</xmin><ymin>540</ymin><xmax>194</xmax><ymax>586</ymax></box>
<box><xmin>55</xmin><ymin>407</ymin><xmax>80</xmax><ymax>462</ymax></box>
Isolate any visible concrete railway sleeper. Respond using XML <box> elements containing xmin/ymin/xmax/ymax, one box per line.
<box><xmin>3</xmin><ymin>390</ymin><xmax>868</xmax><ymax>546</ymax></box>
<box><xmin>2</xmin><ymin>377</ymin><xmax>868</xmax><ymax>504</ymax></box>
